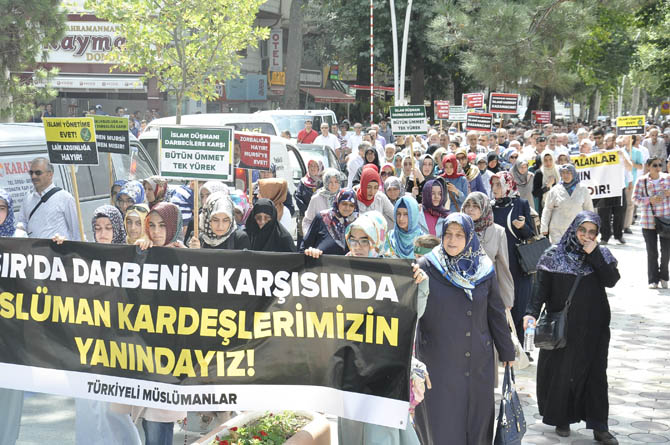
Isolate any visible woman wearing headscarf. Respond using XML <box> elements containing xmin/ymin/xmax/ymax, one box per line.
<box><xmin>380</xmin><ymin>163</ymin><xmax>396</xmax><ymax>183</ymax></box>
<box><xmin>301</xmin><ymin>188</ymin><xmax>358</xmax><ymax>255</ymax></box>
<box><xmin>110</xmin><ymin>179</ymin><xmax>128</xmax><ymax>205</ymax></box>
<box><xmin>532</xmin><ymin>149</ymin><xmax>560</xmax><ymax>214</ymax></box>
<box><xmin>356</xmin><ymin>167</ymin><xmax>395</xmax><ymax>229</ymax></box>
<box><xmin>124</xmin><ymin>203</ymin><xmax>150</xmax><ymax>245</ymax></box>
<box><xmin>305</xmin><ymin>211</ymin><xmax>429</xmax><ymax>445</ymax></box>
<box><xmin>475</xmin><ymin>153</ymin><xmax>493</xmax><ymax>196</ymax></box>
<box><xmin>418</xmin><ymin>178</ymin><xmax>450</xmax><ymax>236</ymax></box>
<box><xmin>245</xmin><ymin>198</ymin><xmax>296</xmax><ymax>252</ymax></box>
<box><xmin>352</xmin><ymin>145</ymin><xmax>382</xmax><ymax>186</ymax></box>
<box><xmin>524</xmin><ymin>212</ymin><xmax>620</xmax><ymax>444</ymax></box>
<box><xmin>455</xmin><ymin>147</ymin><xmax>487</xmax><ymax>194</ymax></box>
<box><xmin>416</xmin><ymin>154</ymin><xmax>436</xmax><ymax>199</ymax></box>
<box><xmin>432</xmin><ymin>147</ymin><xmax>448</xmax><ymax>175</ymax></box>
<box><xmin>295</xmin><ymin>159</ymin><xmax>324</xmax><ymax>215</ymax></box>
<box><xmin>188</xmin><ymin>192</ymin><xmax>250</xmax><ymax>250</ymax></box>
<box><xmin>500</xmin><ymin>147</ymin><xmax>519</xmax><ymax>170</ymax></box>
<box><xmin>462</xmin><ymin>192</ymin><xmax>515</xmax><ymax>309</ymax></box>
<box><xmin>258</xmin><ymin>178</ymin><xmax>293</xmax><ymax>232</ymax></box>
<box><xmin>486</xmin><ymin>152</ymin><xmax>501</xmax><ymax>174</ymax></box>
<box><xmin>400</xmin><ymin>154</ymin><xmax>424</xmax><ymax>202</ymax></box>
<box><xmin>0</xmin><ymin>190</ymin><xmax>26</xmax><ymax>445</ymax></box>
<box><xmin>393</xmin><ymin>153</ymin><xmax>404</xmax><ymax>176</ymax></box>
<box><xmin>490</xmin><ymin>171</ymin><xmax>536</xmax><ymax>346</ymax></box>
<box><xmin>183</xmin><ymin>180</ymin><xmax>229</xmax><ymax>243</ymax></box>
<box><xmin>133</xmin><ymin>202</ymin><xmax>187</xmax><ymax>444</ymax></box>
<box><xmin>541</xmin><ymin>163</ymin><xmax>594</xmax><ymax>244</ymax></box>
<box><xmin>415</xmin><ymin>213</ymin><xmax>515</xmax><ymax>445</ymax></box>
<box><xmin>439</xmin><ymin>154</ymin><xmax>469</xmax><ymax>212</ymax></box>
<box><xmin>115</xmin><ymin>180</ymin><xmax>146</xmax><ymax>216</ymax></box>
<box><xmin>384</xmin><ymin>176</ymin><xmax>405</xmax><ymax>205</ymax></box>
<box><xmin>510</xmin><ymin>159</ymin><xmax>535</xmax><ymax>211</ymax></box>
<box><xmin>142</xmin><ymin>176</ymin><xmax>169</xmax><ymax>209</ymax></box>
<box><xmin>75</xmin><ymin>205</ymin><xmax>142</xmax><ymax>445</ymax></box>
<box><xmin>302</xmin><ymin>168</ymin><xmax>342</xmax><ymax>234</ymax></box>
<box><xmin>229</xmin><ymin>189</ymin><xmax>252</xmax><ymax>228</ymax></box>
<box><xmin>386</xmin><ymin>196</ymin><xmax>425</xmax><ymax>259</ymax></box>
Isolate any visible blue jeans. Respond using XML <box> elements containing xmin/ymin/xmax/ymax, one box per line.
<box><xmin>142</xmin><ymin>419</ymin><xmax>174</xmax><ymax>445</ymax></box>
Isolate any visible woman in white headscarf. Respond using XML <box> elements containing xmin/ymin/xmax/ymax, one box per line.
<box><xmin>188</xmin><ymin>192</ymin><xmax>251</xmax><ymax>250</ymax></box>
<box><xmin>302</xmin><ymin>168</ymin><xmax>342</xmax><ymax>234</ymax></box>
<box><xmin>532</xmin><ymin>149</ymin><xmax>560</xmax><ymax>215</ymax></box>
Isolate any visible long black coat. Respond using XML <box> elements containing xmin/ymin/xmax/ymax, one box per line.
<box><xmin>415</xmin><ymin>257</ymin><xmax>515</xmax><ymax>445</ymax></box>
<box><xmin>493</xmin><ymin>197</ymin><xmax>535</xmax><ymax>343</ymax></box>
<box><xmin>526</xmin><ymin>247</ymin><xmax>620</xmax><ymax>427</ymax></box>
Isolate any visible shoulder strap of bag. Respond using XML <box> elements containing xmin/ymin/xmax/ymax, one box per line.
<box><xmin>29</xmin><ymin>187</ymin><xmax>62</xmax><ymax>220</ymax></box>
<box><xmin>563</xmin><ymin>274</ymin><xmax>582</xmax><ymax>311</ymax></box>
<box><xmin>645</xmin><ymin>178</ymin><xmax>660</xmax><ymax>217</ymax></box>
<box><xmin>506</xmin><ymin>209</ymin><xmax>521</xmax><ymax>241</ymax></box>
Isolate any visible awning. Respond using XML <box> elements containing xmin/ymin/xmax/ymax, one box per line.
<box><xmin>301</xmin><ymin>87</ymin><xmax>355</xmax><ymax>104</ymax></box>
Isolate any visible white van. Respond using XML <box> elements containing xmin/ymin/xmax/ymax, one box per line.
<box><xmin>255</xmin><ymin>109</ymin><xmax>338</xmax><ymax>138</ymax></box>
<box><xmin>139</xmin><ymin>113</ymin><xmax>280</xmax><ymax>166</ymax></box>
<box><xmin>0</xmin><ymin>123</ymin><xmax>157</xmax><ymax>240</ymax></box>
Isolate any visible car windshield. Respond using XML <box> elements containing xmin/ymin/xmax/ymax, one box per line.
<box><xmin>298</xmin><ymin>144</ymin><xmax>339</xmax><ymax>170</ymax></box>
<box><xmin>271</xmin><ymin>115</ymin><xmax>311</xmax><ymax>137</ymax></box>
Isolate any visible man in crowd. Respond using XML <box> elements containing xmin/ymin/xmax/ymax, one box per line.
<box><xmin>642</xmin><ymin>128</ymin><xmax>667</xmax><ymax>171</ymax></box>
<box><xmin>378</xmin><ymin>118</ymin><xmax>393</xmax><ymax>145</ymax></box>
<box><xmin>314</xmin><ymin>122</ymin><xmax>341</xmax><ymax>152</ymax></box>
<box><xmin>297</xmin><ymin>119</ymin><xmax>319</xmax><ymax>144</ymax></box>
<box><xmin>466</xmin><ymin>131</ymin><xmax>487</xmax><ymax>154</ymax></box>
<box><xmin>347</xmin><ymin>142</ymin><xmax>368</xmax><ymax>188</ymax></box>
<box><xmin>594</xmin><ymin>133</ymin><xmax>628</xmax><ymax>245</ymax></box>
<box><xmin>496</xmin><ymin>128</ymin><xmax>509</xmax><ymax>149</ymax></box>
<box><xmin>17</xmin><ymin>157</ymin><xmax>81</xmax><ymax>241</ymax></box>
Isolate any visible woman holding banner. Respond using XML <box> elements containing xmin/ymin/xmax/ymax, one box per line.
<box><xmin>0</xmin><ymin>189</ymin><xmax>26</xmax><ymax>445</ymax></box>
<box><xmin>305</xmin><ymin>211</ymin><xmax>429</xmax><ymax>445</ymax></box>
<box><xmin>245</xmin><ymin>198</ymin><xmax>296</xmax><ymax>252</ymax></box>
<box><xmin>188</xmin><ymin>192</ymin><xmax>251</xmax><ymax>250</ymax></box>
<box><xmin>301</xmin><ymin>188</ymin><xmax>358</xmax><ymax>255</ymax></box>
<box><xmin>414</xmin><ymin>213</ymin><xmax>515</xmax><ymax>445</ymax></box>
<box><xmin>633</xmin><ymin>157</ymin><xmax>670</xmax><ymax>289</ymax></box>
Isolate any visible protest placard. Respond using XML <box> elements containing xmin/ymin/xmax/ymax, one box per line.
<box><xmin>571</xmin><ymin>151</ymin><xmax>624</xmax><ymax>199</ymax></box>
<box><xmin>0</xmin><ymin>239</ymin><xmax>418</xmax><ymax>429</ymax></box>
<box><xmin>159</xmin><ymin>126</ymin><xmax>233</xmax><ymax>181</ymax></box>
<box><xmin>489</xmin><ymin>93</ymin><xmax>519</xmax><ymax>114</ymax></box>
<box><xmin>43</xmin><ymin>117</ymin><xmax>98</xmax><ymax>165</ymax></box>
<box><xmin>616</xmin><ymin>115</ymin><xmax>645</xmax><ymax>136</ymax></box>
<box><xmin>390</xmin><ymin>106</ymin><xmax>428</xmax><ymax>135</ymax></box>
<box><xmin>434</xmin><ymin>100</ymin><xmax>450</xmax><ymax>119</ymax></box>
<box><xmin>91</xmin><ymin>116</ymin><xmax>130</xmax><ymax>155</ymax></box>
<box><xmin>465</xmin><ymin>112</ymin><xmax>493</xmax><ymax>132</ymax></box>
<box><xmin>531</xmin><ymin>111</ymin><xmax>551</xmax><ymax>124</ymax></box>
<box><xmin>462</xmin><ymin>93</ymin><xmax>484</xmax><ymax>109</ymax></box>
<box><xmin>234</xmin><ymin>132</ymin><xmax>271</xmax><ymax>171</ymax></box>
<box><xmin>448</xmin><ymin>106</ymin><xmax>467</xmax><ymax>122</ymax></box>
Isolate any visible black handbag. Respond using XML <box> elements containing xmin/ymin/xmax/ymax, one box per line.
<box><xmin>494</xmin><ymin>364</ymin><xmax>526</xmax><ymax>445</ymax></box>
<box><xmin>507</xmin><ymin>211</ymin><xmax>551</xmax><ymax>275</ymax></box>
<box><xmin>534</xmin><ymin>274</ymin><xmax>582</xmax><ymax>350</ymax></box>
<box><xmin>645</xmin><ymin>179</ymin><xmax>670</xmax><ymax>238</ymax></box>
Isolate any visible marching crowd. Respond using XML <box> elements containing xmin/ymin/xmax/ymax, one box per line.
<box><xmin>0</xmin><ymin>117</ymin><xmax>669</xmax><ymax>445</ymax></box>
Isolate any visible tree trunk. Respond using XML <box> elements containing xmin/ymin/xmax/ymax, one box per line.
<box><xmin>641</xmin><ymin>89</ymin><xmax>649</xmax><ymax>117</ymax></box>
<box><xmin>410</xmin><ymin>50</ymin><xmax>424</xmax><ymax>105</ymax></box>
<box><xmin>283</xmin><ymin>0</ymin><xmax>305</xmax><ymax>109</ymax></box>
<box><xmin>588</xmin><ymin>89</ymin><xmax>601</xmax><ymax>124</ymax></box>
<box><xmin>630</xmin><ymin>85</ymin><xmax>640</xmax><ymax>115</ymax></box>
<box><xmin>0</xmin><ymin>68</ymin><xmax>14</xmax><ymax>123</ymax></box>
<box><xmin>523</xmin><ymin>94</ymin><xmax>540</xmax><ymax>121</ymax></box>
<box><xmin>176</xmin><ymin>91</ymin><xmax>183</xmax><ymax>125</ymax></box>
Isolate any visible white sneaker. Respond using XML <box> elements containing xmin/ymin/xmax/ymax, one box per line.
<box><xmin>662</xmin><ymin>280</ymin><xmax>668</xmax><ymax>289</ymax></box>
<box><xmin>650</xmin><ymin>282</ymin><xmax>659</xmax><ymax>289</ymax></box>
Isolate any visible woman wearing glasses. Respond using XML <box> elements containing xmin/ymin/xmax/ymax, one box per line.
<box><xmin>633</xmin><ymin>156</ymin><xmax>670</xmax><ymax>289</ymax></box>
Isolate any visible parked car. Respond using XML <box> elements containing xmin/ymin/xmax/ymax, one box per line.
<box><xmin>0</xmin><ymin>123</ymin><xmax>157</xmax><ymax>240</ymax></box>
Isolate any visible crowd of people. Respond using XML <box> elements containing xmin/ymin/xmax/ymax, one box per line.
<box><xmin>2</xmin><ymin>115</ymin><xmax>670</xmax><ymax>445</ymax></box>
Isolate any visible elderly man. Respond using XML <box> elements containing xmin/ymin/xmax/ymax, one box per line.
<box><xmin>17</xmin><ymin>157</ymin><xmax>81</xmax><ymax>240</ymax></box>
<box><xmin>642</xmin><ymin>128</ymin><xmax>667</xmax><ymax>171</ymax></box>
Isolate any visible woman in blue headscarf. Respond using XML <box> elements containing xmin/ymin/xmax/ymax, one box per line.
<box><xmin>301</xmin><ymin>188</ymin><xmax>358</xmax><ymax>255</ymax></box>
<box><xmin>0</xmin><ymin>189</ymin><xmax>25</xmax><ymax>445</ymax></box>
<box><xmin>115</xmin><ymin>180</ymin><xmax>146</xmax><ymax>216</ymax></box>
<box><xmin>110</xmin><ymin>179</ymin><xmax>128</xmax><ymax>205</ymax></box>
<box><xmin>540</xmin><ymin>163</ymin><xmax>594</xmax><ymax>243</ymax></box>
<box><xmin>414</xmin><ymin>213</ymin><xmax>515</xmax><ymax>445</ymax></box>
<box><xmin>524</xmin><ymin>211</ymin><xmax>619</xmax><ymax>443</ymax></box>
<box><xmin>386</xmin><ymin>196</ymin><xmax>425</xmax><ymax>259</ymax></box>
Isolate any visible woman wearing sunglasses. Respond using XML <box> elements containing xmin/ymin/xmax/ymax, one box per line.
<box><xmin>633</xmin><ymin>156</ymin><xmax>670</xmax><ymax>289</ymax></box>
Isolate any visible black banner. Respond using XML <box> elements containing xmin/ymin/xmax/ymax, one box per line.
<box><xmin>92</xmin><ymin>116</ymin><xmax>130</xmax><ymax>155</ymax></box>
<box><xmin>489</xmin><ymin>93</ymin><xmax>519</xmax><ymax>114</ymax></box>
<box><xmin>466</xmin><ymin>112</ymin><xmax>494</xmax><ymax>132</ymax></box>
<box><xmin>0</xmin><ymin>239</ymin><xmax>417</xmax><ymax>428</ymax></box>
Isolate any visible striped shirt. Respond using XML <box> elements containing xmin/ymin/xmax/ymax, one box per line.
<box><xmin>633</xmin><ymin>174</ymin><xmax>670</xmax><ymax>230</ymax></box>
<box><xmin>17</xmin><ymin>183</ymin><xmax>81</xmax><ymax>240</ymax></box>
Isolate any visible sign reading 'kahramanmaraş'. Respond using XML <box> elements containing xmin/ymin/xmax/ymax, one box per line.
<box><xmin>489</xmin><ymin>93</ymin><xmax>519</xmax><ymax>114</ymax></box>
<box><xmin>160</xmin><ymin>126</ymin><xmax>233</xmax><ymax>181</ymax></box>
<box><xmin>465</xmin><ymin>112</ymin><xmax>493</xmax><ymax>132</ymax></box>
<box><xmin>91</xmin><ymin>115</ymin><xmax>129</xmax><ymax>155</ymax></box>
<box><xmin>390</xmin><ymin>106</ymin><xmax>428</xmax><ymax>135</ymax></box>
<box><xmin>43</xmin><ymin>117</ymin><xmax>99</xmax><ymax>165</ymax></box>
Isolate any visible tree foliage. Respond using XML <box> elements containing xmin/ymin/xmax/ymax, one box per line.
<box><xmin>88</xmin><ymin>0</ymin><xmax>268</xmax><ymax>123</ymax></box>
<box><xmin>0</xmin><ymin>0</ymin><xmax>65</xmax><ymax>121</ymax></box>
<box><xmin>632</xmin><ymin>0</ymin><xmax>670</xmax><ymax>98</ymax></box>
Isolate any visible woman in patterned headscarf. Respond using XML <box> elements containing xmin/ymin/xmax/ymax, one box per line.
<box><xmin>301</xmin><ymin>188</ymin><xmax>358</xmax><ymax>255</ymax></box>
<box><xmin>525</xmin><ymin>211</ymin><xmax>619</xmax><ymax>443</ymax></box>
<box><xmin>384</xmin><ymin>175</ymin><xmax>405</xmax><ymax>206</ymax></box>
<box><xmin>302</xmin><ymin>168</ymin><xmax>342</xmax><ymax>236</ymax></box>
<box><xmin>115</xmin><ymin>180</ymin><xmax>146</xmax><ymax>216</ymax></box>
<box><xmin>229</xmin><ymin>189</ymin><xmax>252</xmax><ymax>227</ymax></box>
<box><xmin>415</xmin><ymin>213</ymin><xmax>515</xmax><ymax>445</ymax></box>
<box><xmin>295</xmin><ymin>159</ymin><xmax>324</xmax><ymax>216</ymax></box>
<box><xmin>110</xmin><ymin>179</ymin><xmax>128</xmax><ymax>205</ymax></box>
<box><xmin>142</xmin><ymin>176</ymin><xmax>169</xmax><ymax>208</ymax></box>
<box><xmin>91</xmin><ymin>205</ymin><xmax>126</xmax><ymax>244</ymax></box>
<box><xmin>490</xmin><ymin>171</ymin><xmax>536</xmax><ymax>347</ymax></box>
<box><xmin>188</xmin><ymin>192</ymin><xmax>250</xmax><ymax>250</ymax></box>
<box><xmin>386</xmin><ymin>195</ymin><xmax>425</xmax><ymax>259</ymax></box>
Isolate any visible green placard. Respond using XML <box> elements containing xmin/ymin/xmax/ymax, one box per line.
<box><xmin>390</xmin><ymin>106</ymin><xmax>428</xmax><ymax>135</ymax></box>
<box><xmin>159</xmin><ymin>126</ymin><xmax>233</xmax><ymax>181</ymax></box>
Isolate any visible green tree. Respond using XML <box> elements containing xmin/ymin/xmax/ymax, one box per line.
<box><xmin>88</xmin><ymin>0</ymin><xmax>269</xmax><ymax>123</ymax></box>
<box><xmin>631</xmin><ymin>0</ymin><xmax>670</xmax><ymax>103</ymax></box>
<box><xmin>0</xmin><ymin>0</ymin><xmax>65</xmax><ymax>121</ymax></box>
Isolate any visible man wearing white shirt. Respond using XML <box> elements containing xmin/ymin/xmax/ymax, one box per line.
<box><xmin>18</xmin><ymin>157</ymin><xmax>81</xmax><ymax>240</ymax></box>
<box><xmin>347</xmin><ymin>142</ymin><xmax>368</xmax><ymax>188</ymax></box>
<box><xmin>314</xmin><ymin>123</ymin><xmax>341</xmax><ymax>152</ymax></box>
<box><xmin>348</xmin><ymin>123</ymin><xmax>364</xmax><ymax>158</ymax></box>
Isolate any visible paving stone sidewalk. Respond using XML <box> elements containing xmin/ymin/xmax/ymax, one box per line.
<box><xmin>515</xmin><ymin>225</ymin><xmax>670</xmax><ymax>444</ymax></box>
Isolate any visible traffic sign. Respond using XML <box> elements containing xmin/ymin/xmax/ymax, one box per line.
<box><xmin>661</xmin><ymin>101</ymin><xmax>670</xmax><ymax>115</ymax></box>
